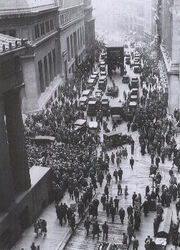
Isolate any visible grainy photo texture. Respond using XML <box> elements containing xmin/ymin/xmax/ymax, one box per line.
<box><xmin>0</xmin><ymin>0</ymin><xmax>180</xmax><ymax>249</ymax></box>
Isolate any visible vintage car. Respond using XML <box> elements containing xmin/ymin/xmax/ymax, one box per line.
<box><xmin>74</xmin><ymin>119</ymin><xmax>87</xmax><ymax>132</ymax></box>
<box><xmin>95</xmin><ymin>90</ymin><xmax>103</xmax><ymax>100</ymax></box>
<box><xmin>101</xmin><ymin>97</ymin><xmax>110</xmax><ymax>116</ymax></box>
<box><xmin>129</xmin><ymin>101</ymin><xmax>137</xmax><ymax>113</ymax></box>
<box><xmin>82</xmin><ymin>89</ymin><xmax>91</xmax><ymax>98</ymax></box>
<box><xmin>92</xmin><ymin>71</ymin><xmax>99</xmax><ymax>77</ymax></box>
<box><xmin>133</xmin><ymin>65</ymin><xmax>141</xmax><ymax>74</ymax></box>
<box><xmin>90</xmin><ymin>73</ymin><xmax>99</xmax><ymax>83</ymax></box>
<box><xmin>130</xmin><ymin>94</ymin><xmax>138</xmax><ymax>102</ymax></box>
<box><xmin>125</xmin><ymin>55</ymin><xmax>131</xmax><ymax>65</ymax></box>
<box><xmin>122</xmin><ymin>74</ymin><xmax>130</xmax><ymax>84</ymax></box>
<box><xmin>79</xmin><ymin>96</ymin><xmax>88</xmax><ymax>110</ymax></box>
<box><xmin>103</xmin><ymin>131</ymin><xmax>132</xmax><ymax>149</ymax></box>
<box><xmin>100</xmin><ymin>69</ymin><xmax>106</xmax><ymax>77</ymax></box>
<box><xmin>110</xmin><ymin>102</ymin><xmax>124</xmax><ymax>123</ymax></box>
<box><xmin>131</xmin><ymin>88</ymin><xmax>139</xmax><ymax>96</ymax></box>
<box><xmin>88</xmin><ymin>121</ymin><xmax>99</xmax><ymax>133</ymax></box>
<box><xmin>87</xmin><ymin>100</ymin><xmax>97</xmax><ymax>116</ymax></box>
<box><xmin>86</xmin><ymin>78</ymin><xmax>96</xmax><ymax>90</ymax></box>
<box><xmin>130</xmin><ymin>77</ymin><xmax>139</xmax><ymax>89</ymax></box>
<box><xmin>156</xmin><ymin>209</ymin><xmax>172</xmax><ymax>243</ymax></box>
<box><xmin>98</xmin><ymin>76</ymin><xmax>107</xmax><ymax>91</ymax></box>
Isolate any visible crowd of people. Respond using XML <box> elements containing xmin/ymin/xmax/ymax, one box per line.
<box><xmin>24</xmin><ymin>39</ymin><xmax>180</xmax><ymax>250</ymax></box>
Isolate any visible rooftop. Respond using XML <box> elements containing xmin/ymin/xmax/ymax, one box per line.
<box><xmin>0</xmin><ymin>0</ymin><xmax>57</xmax><ymax>16</ymax></box>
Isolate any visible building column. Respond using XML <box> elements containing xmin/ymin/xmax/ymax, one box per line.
<box><xmin>0</xmin><ymin>97</ymin><xmax>14</xmax><ymax>211</ymax></box>
<box><xmin>21</xmin><ymin>54</ymin><xmax>40</xmax><ymax>112</ymax></box>
<box><xmin>5</xmin><ymin>90</ymin><xmax>31</xmax><ymax>192</ymax></box>
<box><xmin>168</xmin><ymin>74</ymin><xmax>180</xmax><ymax>113</ymax></box>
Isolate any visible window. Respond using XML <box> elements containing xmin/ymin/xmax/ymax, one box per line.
<box><xmin>77</xmin><ymin>29</ymin><xmax>80</xmax><ymax>49</ymax></box>
<box><xmin>48</xmin><ymin>52</ymin><xmax>53</xmax><ymax>81</ymax></box>
<box><xmin>82</xmin><ymin>26</ymin><xmax>85</xmax><ymax>45</ymax></box>
<box><xmin>80</xmin><ymin>27</ymin><xmax>82</xmax><ymax>48</ymax></box>
<box><xmin>70</xmin><ymin>34</ymin><xmax>74</xmax><ymax>58</ymax></box>
<box><xmin>44</xmin><ymin>56</ymin><xmax>49</xmax><ymax>86</ymax></box>
<box><xmin>35</xmin><ymin>24</ymin><xmax>40</xmax><ymax>39</ymax></box>
<box><xmin>45</xmin><ymin>21</ymin><xmax>50</xmax><ymax>33</ymax></box>
<box><xmin>50</xmin><ymin>19</ymin><xmax>54</xmax><ymax>30</ymax></box>
<box><xmin>60</xmin><ymin>15</ymin><xmax>64</xmax><ymax>25</ymax></box>
<box><xmin>40</xmin><ymin>23</ymin><xmax>45</xmax><ymax>36</ymax></box>
<box><xmin>38</xmin><ymin>60</ymin><xmax>45</xmax><ymax>93</ymax></box>
<box><xmin>52</xmin><ymin>49</ymin><xmax>56</xmax><ymax>76</ymax></box>
<box><xmin>67</xmin><ymin>37</ymin><xmax>70</xmax><ymax>61</ymax></box>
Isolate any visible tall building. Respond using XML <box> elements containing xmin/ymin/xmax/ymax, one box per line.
<box><xmin>0</xmin><ymin>0</ymin><xmax>95</xmax><ymax>112</ymax></box>
<box><xmin>0</xmin><ymin>0</ymin><xmax>61</xmax><ymax>113</ymax></box>
<box><xmin>57</xmin><ymin>0</ymin><xmax>86</xmax><ymax>81</ymax></box>
<box><xmin>155</xmin><ymin>0</ymin><xmax>180</xmax><ymax>112</ymax></box>
<box><xmin>0</xmin><ymin>35</ymin><xmax>52</xmax><ymax>249</ymax></box>
<box><xmin>84</xmin><ymin>0</ymin><xmax>95</xmax><ymax>60</ymax></box>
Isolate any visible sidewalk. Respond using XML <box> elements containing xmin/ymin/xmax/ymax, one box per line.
<box><xmin>12</xmin><ymin>192</ymin><xmax>80</xmax><ymax>250</ymax></box>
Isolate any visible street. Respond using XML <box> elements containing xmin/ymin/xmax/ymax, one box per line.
<box><xmin>64</xmin><ymin>56</ymin><xmax>180</xmax><ymax>250</ymax></box>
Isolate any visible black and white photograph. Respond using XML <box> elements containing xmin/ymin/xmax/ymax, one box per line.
<box><xmin>0</xmin><ymin>0</ymin><xmax>180</xmax><ymax>249</ymax></box>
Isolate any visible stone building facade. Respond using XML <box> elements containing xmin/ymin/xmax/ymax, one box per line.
<box><xmin>0</xmin><ymin>0</ymin><xmax>95</xmax><ymax>112</ymax></box>
<box><xmin>155</xmin><ymin>0</ymin><xmax>180</xmax><ymax>112</ymax></box>
<box><xmin>57</xmin><ymin>0</ymin><xmax>86</xmax><ymax>81</ymax></box>
<box><xmin>0</xmin><ymin>0</ymin><xmax>61</xmax><ymax>113</ymax></box>
<box><xmin>0</xmin><ymin>35</ymin><xmax>52</xmax><ymax>249</ymax></box>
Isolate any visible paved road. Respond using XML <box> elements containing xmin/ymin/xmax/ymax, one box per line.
<box><xmin>65</xmin><ymin>62</ymin><xmax>180</xmax><ymax>250</ymax></box>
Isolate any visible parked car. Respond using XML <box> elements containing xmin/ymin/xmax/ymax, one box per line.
<box><xmin>79</xmin><ymin>96</ymin><xmax>88</xmax><ymax>110</ymax></box>
<box><xmin>122</xmin><ymin>74</ymin><xmax>130</xmax><ymax>84</ymax></box>
<box><xmin>101</xmin><ymin>97</ymin><xmax>109</xmax><ymax>115</ymax></box>
<box><xmin>133</xmin><ymin>66</ymin><xmax>141</xmax><ymax>74</ymax></box>
<box><xmin>74</xmin><ymin>119</ymin><xmax>87</xmax><ymax>132</ymax></box>
<box><xmin>130</xmin><ymin>77</ymin><xmax>139</xmax><ymax>89</ymax></box>
<box><xmin>87</xmin><ymin>100</ymin><xmax>97</xmax><ymax>116</ymax></box>
<box><xmin>98</xmin><ymin>76</ymin><xmax>107</xmax><ymax>91</ymax></box>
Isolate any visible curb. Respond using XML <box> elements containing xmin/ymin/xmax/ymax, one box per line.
<box><xmin>55</xmin><ymin>193</ymin><xmax>97</xmax><ymax>250</ymax></box>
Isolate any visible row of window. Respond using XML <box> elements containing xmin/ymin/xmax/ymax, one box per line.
<box><xmin>38</xmin><ymin>49</ymin><xmax>57</xmax><ymax>93</ymax></box>
<box><xmin>60</xmin><ymin>7</ymin><xmax>83</xmax><ymax>27</ymax></box>
<box><xmin>34</xmin><ymin>19</ymin><xmax>54</xmax><ymax>40</ymax></box>
<box><xmin>66</xmin><ymin>26</ymin><xmax>85</xmax><ymax>62</ymax></box>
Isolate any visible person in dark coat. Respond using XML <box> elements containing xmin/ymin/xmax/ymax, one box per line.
<box><xmin>110</xmin><ymin>205</ymin><xmax>116</xmax><ymax>222</ymax></box>
<box><xmin>70</xmin><ymin>214</ymin><xmax>76</xmax><ymax>233</ymax></box>
<box><xmin>84</xmin><ymin>217</ymin><xmax>91</xmax><ymax>236</ymax></box>
<box><xmin>145</xmin><ymin>185</ymin><xmax>150</xmax><ymax>197</ymax></box>
<box><xmin>102</xmin><ymin>221</ymin><xmax>109</xmax><ymax>241</ymax></box>
<box><xmin>142</xmin><ymin>200</ymin><xmax>149</xmax><ymax>216</ymax></box>
<box><xmin>130</xmin><ymin>157</ymin><xmax>134</xmax><ymax>170</ymax></box>
<box><xmin>114</xmin><ymin>196</ymin><xmax>119</xmax><ymax>212</ymax></box>
<box><xmin>122</xmin><ymin>233</ymin><xmax>128</xmax><ymax>245</ymax></box>
<box><xmin>132</xmin><ymin>236</ymin><xmax>139</xmax><ymax>250</ymax></box>
<box><xmin>92</xmin><ymin>221</ymin><xmax>100</xmax><ymax>239</ymax></box>
<box><xmin>119</xmin><ymin>208</ymin><xmax>125</xmax><ymax>224</ymax></box>
<box><xmin>127</xmin><ymin>223</ymin><xmax>134</xmax><ymax>244</ymax></box>
<box><xmin>118</xmin><ymin>168</ymin><xmax>123</xmax><ymax>181</ymax></box>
